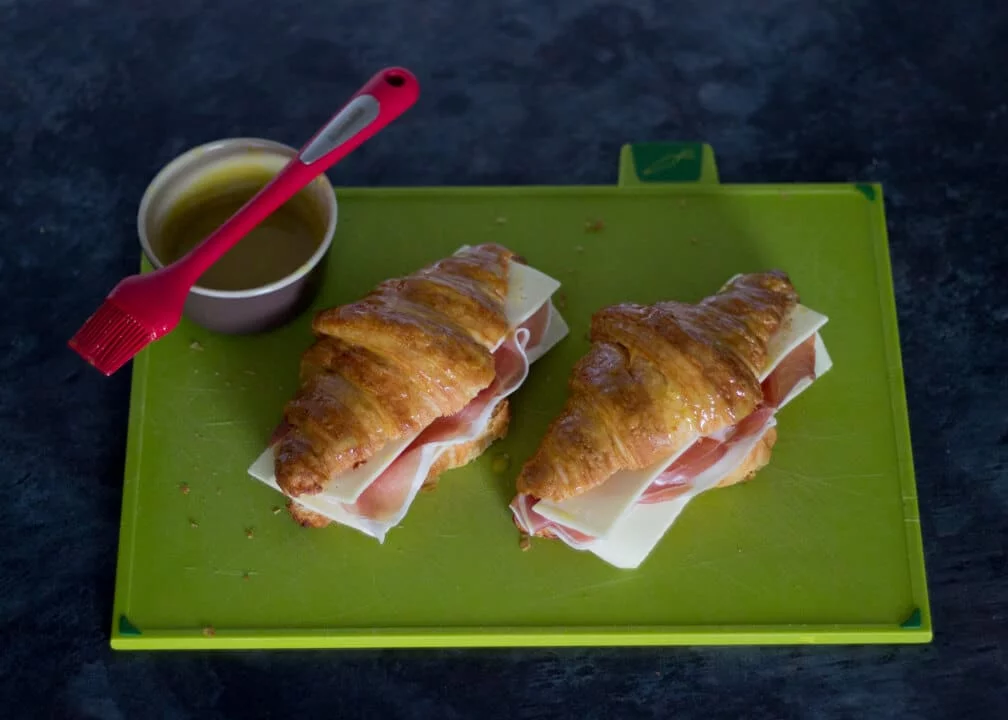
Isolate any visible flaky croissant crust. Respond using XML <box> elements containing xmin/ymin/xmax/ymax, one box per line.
<box><xmin>276</xmin><ymin>244</ymin><xmax>517</xmax><ymax>497</ymax></box>
<box><xmin>516</xmin><ymin>271</ymin><xmax>798</xmax><ymax>501</ymax></box>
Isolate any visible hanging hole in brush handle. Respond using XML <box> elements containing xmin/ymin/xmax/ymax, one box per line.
<box><xmin>383</xmin><ymin>70</ymin><xmax>407</xmax><ymax>87</ymax></box>
<box><xmin>298</xmin><ymin>67</ymin><xmax>420</xmax><ymax>167</ymax></box>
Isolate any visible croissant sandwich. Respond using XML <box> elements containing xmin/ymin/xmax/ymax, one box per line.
<box><xmin>249</xmin><ymin>244</ymin><xmax>569</xmax><ymax>541</ymax></box>
<box><xmin>510</xmin><ymin>271</ymin><xmax>832</xmax><ymax>569</ymax></box>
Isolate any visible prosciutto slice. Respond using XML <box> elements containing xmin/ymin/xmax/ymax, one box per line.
<box><xmin>511</xmin><ymin>494</ymin><xmax>596</xmax><ymax>549</ymax></box>
<box><xmin>762</xmin><ymin>335</ymin><xmax>816</xmax><ymax>408</ymax></box>
<box><xmin>638</xmin><ymin>407</ymin><xmax>776</xmax><ymax>504</ymax></box>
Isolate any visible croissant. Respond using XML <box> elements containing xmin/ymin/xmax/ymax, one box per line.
<box><xmin>276</xmin><ymin>243</ymin><xmax>516</xmax><ymax>497</ymax></box>
<box><xmin>517</xmin><ymin>271</ymin><xmax>798</xmax><ymax>501</ymax></box>
<box><xmin>246</xmin><ymin>242</ymin><xmax>569</xmax><ymax>541</ymax></box>
<box><xmin>511</xmin><ymin>272</ymin><xmax>832</xmax><ymax>569</ymax></box>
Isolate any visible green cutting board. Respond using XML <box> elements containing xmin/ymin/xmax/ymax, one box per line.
<box><xmin>111</xmin><ymin>144</ymin><xmax>929</xmax><ymax>649</ymax></box>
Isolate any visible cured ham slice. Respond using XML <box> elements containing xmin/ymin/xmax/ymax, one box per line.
<box><xmin>762</xmin><ymin>335</ymin><xmax>816</xmax><ymax>408</ymax></box>
<box><xmin>639</xmin><ymin>407</ymin><xmax>776</xmax><ymax>504</ymax></box>
<box><xmin>511</xmin><ymin>494</ymin><xmax>596</xmax><ymax>549</ymax></box>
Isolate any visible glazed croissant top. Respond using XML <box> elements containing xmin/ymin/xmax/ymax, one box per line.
<box><xmin>516</xmin><ymin>271</ymin><xmax>799</xmax><ymax>502</ymax></box>
<box><xmin>276</xmin><ymin>244</ymin><xmax>517</xmax><ymax>497</ymax></box>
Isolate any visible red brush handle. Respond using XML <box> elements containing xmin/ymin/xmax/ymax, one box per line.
<box><xmin>168</xmin><ymin>67</ymin><xmax>420</xmax><ymax>286</ymax></box>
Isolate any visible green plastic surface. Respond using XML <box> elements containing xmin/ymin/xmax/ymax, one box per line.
<box><xmin>111</xmin><ymin>147</ymin><xmax>930</xmax><ymax>649</ymax></box>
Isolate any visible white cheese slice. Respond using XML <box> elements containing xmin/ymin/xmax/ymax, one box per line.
<box><xmin>527</xmin><ymin>302</ymin><xmax>569</xmax><ymax>365</ymax></box>
<box><xmin>532</xmin><ymin>446</ymin><xmax>697</xmax><ymax>538</ymax></box>
<box><xmin>527</xmin><ymin>305</ymin><xmax>831</xmax><ymax>542</ymax></box>
<box><xmin>759</xmin><ymin>304</ymin><xmax>828</xmax><ymax>382</ymax></box>
<box><xmin>501</xmin><ymin>259</ymin><xmax>562</xmax><ymax>339</ymax></box>
<box><xmin>454</xmin><ymin>244</ymin><xmax>562</xmax><ymax>349</ymax></box>
<box><xmin>247</xmin><ymin>255</ymin><xmax>565</xmax><ymax>504</ymax></box>
<box><xmin>589</xmin><ymin>418</ymin><xmax>778</xmax><ymax>569</ymax></box>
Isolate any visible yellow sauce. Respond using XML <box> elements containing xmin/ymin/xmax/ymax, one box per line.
<box><xmin>159</xmin><ymin>169</ymin><xmax>328</xmax><ymax>291</ymax></box>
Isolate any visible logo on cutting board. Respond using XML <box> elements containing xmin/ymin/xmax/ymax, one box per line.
<box><xmin>632</xmin><ymin>143</ymin><xmax>703</xmax><ymax>183</ymax></box>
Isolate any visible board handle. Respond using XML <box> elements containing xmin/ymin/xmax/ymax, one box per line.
<box><xmin>617</xmin><ymin>142</ymin><xmax>720</xmax><ymax>187</ymax></box>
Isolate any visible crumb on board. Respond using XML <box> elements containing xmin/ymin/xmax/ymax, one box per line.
<box><xmin>242</xmin><ymin>572</ymin><xmax>251</xmax><ymax>581</ymax></box>
<box><xmin>271</xmin><ymin>506</ymin><xmax>282</xmax><ymax>515</ymax></box>
<box><xmin>245</xmin><ymin>527</ymin><xmax>255</xmax><ymax>539</ymax></box>
<box><xmin>243</xmin><ymin>369</ymin><xmax>256</xmax><ymax>376</ymax></box>
<box><xmin>189</xmin><ymin>341</ymin><xmax>204</xmax><ymax>352</ymax></box>
<box><xmin>202</xmin><ymin>625</ymin><xmax>215</xmax><ymax>637</ymax></box>
<box><xmin>519</xmin><ymin>534</ymin><xmax>532</xmax><ymax>552</ymax></box>
<box><xmin>495</xmin><ymin>216</ymin><xmax>508</xmax><ymax>225</ymax></box>
<box><xmin>575</xmin><ymin>244</ymin><xmax>584</xmax><ymax>252</ymax></box>
<box><xmin>554</xmin><ymin>291</ymin><xmax>567</xmax><ymax>310</ymax></box>
<box><xmin>179</xmin><ymin>482</ymin><xmax>190</xmax><ymax>495</ymax></box>
<box><xmin>491</xmin><ymin>453</ymin><xmax>511</xmax><ymax>474</ymax></box>
<box><xmin>584</xmin><ymin>219</ymin><xmax>605</xmax><ymax>233</ymax></box>
<box><xmin>189</xmin><ymin>518</ymin><xmax>199</xmax><ymax>529</ymax></box>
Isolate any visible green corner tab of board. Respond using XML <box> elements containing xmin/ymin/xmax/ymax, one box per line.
<box><xmin>900</xmin><ymin>608</ymin><xmax>923</xmax><ymax>629</ymax></box>
<box><xmin>855</xmin><ymin>183</ymin><xmax>878</xmax><ymax>201</ymax></box>
<box><xmin>118</xmin><ymin>614</ymin><xmax>142</xmax><ymax>636</ymax></box>
<box><xmin>619</xmin><ymin>142</ymin><xmax>720</xmax><ymax>186</ymax></box>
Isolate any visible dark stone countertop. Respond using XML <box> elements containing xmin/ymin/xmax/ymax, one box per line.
<box><xmin>1</xmin><ymin>1</ymin><xmax>1005</xmax><ymax>717</ymax></box>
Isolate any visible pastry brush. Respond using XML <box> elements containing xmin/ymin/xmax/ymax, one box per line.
<box><xmin>69</xmin><ymin>67</ymin><xmax>419</xmax><ymax>376</ymax></box>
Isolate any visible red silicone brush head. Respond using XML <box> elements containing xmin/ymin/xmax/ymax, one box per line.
<box><xmin>68</xmin><ymin>301</ymin><xmax>158</xmax><ymax>375</ymax></box>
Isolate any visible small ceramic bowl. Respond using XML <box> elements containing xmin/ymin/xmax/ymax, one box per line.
<box><xmin>137</xmin><ymin>138</ymin><xmax>338</xmax><ymax>334</ymax></box>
